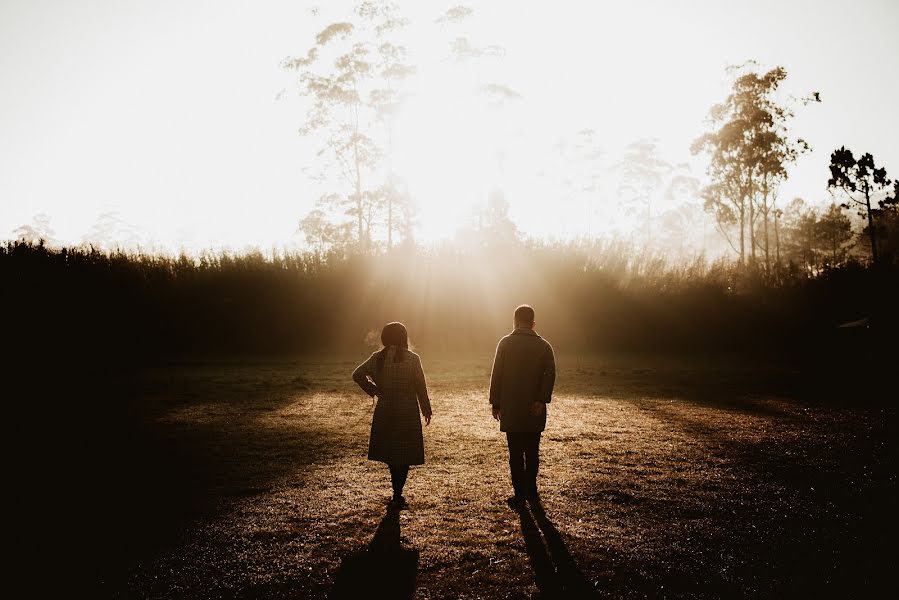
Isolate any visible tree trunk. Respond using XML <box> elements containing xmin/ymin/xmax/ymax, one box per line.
<box><xmin>353</xmin><ymin>143</ymin><xmax>364</xmax><ymax>252</ymax></box>
<box><xmin>762</xmin><ymin>187</ymin><xmax>770</xmax><ymax>272</ymax></box>
<box><xmin>351</xmin><ymin>81</ymin><xmax>365</xmax><ymax>253</ymax></box>
<box><xmin>739</xmin><ymin>201</ymin><xmax>746</xmax><ymax>265</ymax></box>
<box><xmin>864</xmin><ymin>182</ymin><xmax>878</xmax><ymax>264</ymax></box>
<box><xmin>748</xmin><ymin>179</ymin><xmax>757</xmax><ymax>265</ymax></box>
<box><xmin>808</xmin><ymin>228</ymin><xmax>816</xmax><ymax>273</ymax></box>
<box><xmin>387</xmin><ymin>190</ymin><xmax>393</xmax><ymax>250</ymax></box>
<box><xmin>774</xmin><ymin>210</ymin><xmax>780</xmax><ymax>265</ymax></box>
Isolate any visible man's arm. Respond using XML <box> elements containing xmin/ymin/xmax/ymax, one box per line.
<box><xmin>489</xmin><ymin>339</ymin><xmax>505</xmax><ymax>419</ymax></box>
<box><xmin>539</xmin><ymin>343</ymin><xmax>556</xmax><ymax>404</ymax></box>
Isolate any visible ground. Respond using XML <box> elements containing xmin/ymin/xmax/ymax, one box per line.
<box><xmin>89</xmin><ymin>354</ymin><xmax>894</xmax><ymax>599</ymax></box>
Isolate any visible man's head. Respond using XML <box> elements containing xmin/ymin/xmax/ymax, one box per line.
<box><xmin>513</xmin><ymin>304</ymin><xmax>535</xmax><ymax>329</ymax></box>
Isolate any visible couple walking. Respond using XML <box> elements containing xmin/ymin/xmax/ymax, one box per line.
<box><xmin>352</xmin><ymin>304</ymin><xmax>556</xmax><ymax>509</ymax></box>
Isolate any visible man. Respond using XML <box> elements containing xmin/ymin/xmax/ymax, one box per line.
<box><xmin>489</xmin><ymin>304</ymin><xmax>556</xmax><ymax>508</ymax></box>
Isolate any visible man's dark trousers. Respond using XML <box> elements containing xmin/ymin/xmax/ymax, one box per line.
<box><xmin>506</xmin><ymin>431</ymin><xmax>541</xmax><ymax>499</ymax></box>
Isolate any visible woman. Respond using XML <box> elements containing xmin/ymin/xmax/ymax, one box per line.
<box><xmin>352</xmin><ymin>322</ymin><xmax>432</xmax><ymax>508</ymax></box>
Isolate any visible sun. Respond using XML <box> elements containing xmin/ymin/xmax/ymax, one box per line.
<box><xmin>389</xmin><ymin>75</ymin><xmax>501</xmax><ymax>243</ymax></box>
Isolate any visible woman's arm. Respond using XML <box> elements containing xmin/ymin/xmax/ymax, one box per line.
<box><xmin>413</xmin><ymin>354</ymin><xmax>432</xmax><ymax>423</ymax></box>
<box><xmin>352</xmin><ymin>353</ymin><xmax>379</xmax><ymax>397</ymax></box>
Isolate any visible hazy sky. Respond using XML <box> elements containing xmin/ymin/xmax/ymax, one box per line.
<box><xmin>1</xmin><ymin>0</ymin><xmax>897</xmax><ymax>250</ymax></box>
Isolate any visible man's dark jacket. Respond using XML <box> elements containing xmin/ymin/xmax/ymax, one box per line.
<box><xmin>489</xmin><ymin>327</ymin><xmax>556</xmax><ymax>432</ymax></box>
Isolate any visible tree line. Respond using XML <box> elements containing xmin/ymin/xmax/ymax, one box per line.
<box><xmin>4</xmin><ymin>238</ymin><xmax>896</xmax><ymax>364</ymax></box>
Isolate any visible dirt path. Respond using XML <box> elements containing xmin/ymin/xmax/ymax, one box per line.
<box><xmin>113</xmin><ymin>357</ymin><xmax>894</xmax><ymax>599</ymax></box>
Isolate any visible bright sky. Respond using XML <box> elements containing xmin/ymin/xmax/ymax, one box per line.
<box><xmin>1</xmin><ymin>0</ymin><xmax>897</xmax><ymax>251</ymax></box>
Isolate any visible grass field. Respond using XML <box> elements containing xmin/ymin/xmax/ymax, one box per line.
<box><xmin>86</xmin><ymin>354</ymin><xmax>894</xmax><ymax>599</ymax></box>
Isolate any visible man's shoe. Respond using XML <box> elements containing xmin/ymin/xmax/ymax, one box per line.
<box><xmin>507</xmin><ymin>496</ymin><xmax>526</xmax><ymax>510</ymax></box>
<box><xmin>527</xmin><ymin>495</ymin><xmax>544</xmax><ymax>512</ymax></box>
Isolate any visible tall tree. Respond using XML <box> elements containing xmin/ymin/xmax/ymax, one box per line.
<box><xmin>283</xmin><ymin>2</ymin><xmax>412</xmax><ymax>252</ymax></box>
<box><xmin>659</xmin><ymin>166</ymin><xmax>706</xmax><ymax>256</ymax></box>
<box><xmin>12</xmin><ymin>213</ymin><xmax>57</xmax><ymax>246</ymax></box>
<box><xmin>483</xmin><ymin>187</ymin><xmax>519</xmax><ymax>247</ymax></box>
<box><xmin>457</xmin><ymin>187</ymin><xmax>520</xmax><ymax>250</ymax></box>
<box><xmin>816</xmin><ymin>203</ymin><xmax>854</xmax><ymax>267</ymax></box>
<box><xmin>435</xmin><ymin>3</ymin><xmax>520</xmax><ymax>221</ymax></box>
<box><xmin>297</xmin><ymin>208</ymin><xmax>352</xmax><ymax>256</ymax></box>
<box><xmin>692</xmin><ymin>63</ymin><xmax>817</xmax><ymax>267</ymax></box>
<box><xmin>545</xmin><ymin>128</ymin><xmax>605</xmax><ymax>236</ymax></box>
<box><xmin>362</xmin><ymin>1</ymin><xmax>414</xmax><ymax>249</ymax></box>
<box><xmin>781</xmin><ymin>197</ymin><xmax>819</xmax><ymax>272</ymax></box>
<box><xmin>828</xmin><ymin>147</ymin><xmax>897</xmax><ymax>265</ymax></box>
<box><xmin>617</xmin><ymin>139</ymin><xmax>671</xmax><ymax>250</ymax></box>
<box><xmin>81</xmin><ymin>210</ymin><xmax>142</xmax><ymax>251</ymax></box>
<box><xmin>873</xmin><ymin>181</ymin><xmax>899</xmax><ymax>261</ymax></box>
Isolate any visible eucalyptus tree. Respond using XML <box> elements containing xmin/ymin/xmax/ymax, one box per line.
<box><xmin>545</xmin><ymin>128</ymin><xmax>605</xmax><ymax>237</ymax></box>
<box><xmin>297</xmin><ymin>207</ymin><xmax>352</xmax><ymax>256</ymax></box>
<box><xmin>363</xmin><ymin>1</ymin><xmax>415</xmax><ymax>249</ymax></box>
<box><xmin>435</xmin><ymin>3</ymin><xmax>521</xmax><ymax>220</ymax></box>
<box><xmin>12</xmin><ymin>214</ymin><xmax>57</xmax><ymax>247</ymax></box>
<box><xmin>617</xmin><ymin>139</ymin><xmax>671</xmax><ymax>250</ymax></box>
<box><xmin>81</xmin><ymin>211</ymin><xmax>142</xmax><ymax>251</ymax></box>
<box><xmin>659</xmin><ymin>166</ymin><xmax>704</xmax><ymax>255</ymax></box>
<box><xmin>692</xmin><ymin>63</ymin><xmax>817</xmax><ymax>267</ymax></box>
<box><xmin>283</xmin><ymin>1</ymin><xmax>413</xmax><ymax>252</ymax></box>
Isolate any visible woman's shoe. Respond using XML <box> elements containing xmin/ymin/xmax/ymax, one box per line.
<box><xmin>389</xmin><ymin>495</ymin><xmax>408</xmax><ymax>509</ymax></box>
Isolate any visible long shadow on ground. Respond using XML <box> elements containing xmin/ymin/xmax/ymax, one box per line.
<box><xmin>330</xmin><ymin>506</ymin><xmax>419</xmax><ymax>599</ymax></box>
<box><xmin>516</xmin><ymin>501</ymin><xmax>598</xmax><ymax>598</ymax></box>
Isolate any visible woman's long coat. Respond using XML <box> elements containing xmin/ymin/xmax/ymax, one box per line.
<box><xmin>352</xmin><ymin>347</ymin><xmax>432</xmax><ymax>465</ymax></box>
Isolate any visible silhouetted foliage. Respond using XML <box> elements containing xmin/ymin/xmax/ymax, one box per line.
<box><xmin>828</xmin><ymin>146</ymin><xmax>898</xmax><ymax>264</ymax></box>
<box><xmin>3</xmin><ymin>240</ymin><xmax>895</xmax><ymax>362</ymax></box>
<box><xmin>779</xmin><ymin>198</ymin><xmax>855</xmax><ymax>272</ymax></box>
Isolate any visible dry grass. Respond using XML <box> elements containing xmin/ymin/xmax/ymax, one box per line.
<box><xmin>102</xmin><ymin>355</ymin><xmax>894</xmax><ymax>599</ymax></box>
